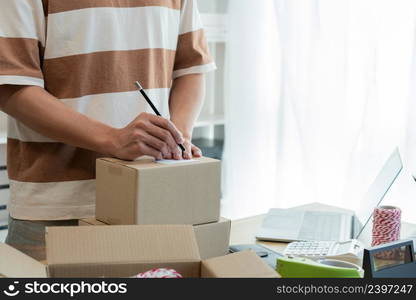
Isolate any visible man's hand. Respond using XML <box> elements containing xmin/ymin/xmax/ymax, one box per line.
<box><xmin>169</xmin><ymin>74</ymin><xmax>206</xmax><ymax>160</ymax></box>
<box><xmin>0</xmin><ymin>86</ymin><xmax>188</xmax><ymax>162</ymax></box>
<box><xmin>1</xmin><ymin>74</ymin><xmax>206</xmax><ymax>163</ymax></box>
<box><xmin>182</xmin><ymin>139</ymin><xmax>202</xmax><ymax>160</ymax></box>
<box><xmin>108</xmin><ymin>112</ymin><xmax>185</xmax><ymax>161</ymax></box>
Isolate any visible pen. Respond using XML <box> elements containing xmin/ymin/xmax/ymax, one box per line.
<box><xmin>135</xmin><ymin>81</ymin><xmax>186</xmax><ymax>153</ymax></box>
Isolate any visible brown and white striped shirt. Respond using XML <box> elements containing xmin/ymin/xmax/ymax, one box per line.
<box><xmin>0</xmin><ymin>0</ymin><xmax>215</xmax><ymax>220</ymax></box>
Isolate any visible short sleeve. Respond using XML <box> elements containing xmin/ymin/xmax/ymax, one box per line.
<box><xmin>173</xmin><ymin>0</ymin><xmax>217</xmax><ymax>79</ymax></box>
<box><xmin>0</xmin><ymin>0</ymin><xmax>46</xmax><ymax>87</ymax></box>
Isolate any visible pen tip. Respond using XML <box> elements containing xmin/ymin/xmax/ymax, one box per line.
<box><xmin>135</xmin><ymin>81</ymin><xmax>143</xmax><ymax>90</ymax></box>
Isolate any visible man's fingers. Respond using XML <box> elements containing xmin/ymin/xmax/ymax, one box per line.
<box><xmin>141</xmin><ymin>123</ymin><xmax>182</xmax><ymax>158</ymax></box>
<box><xmin>133</xmin><ymin>113</ymin><xmax>184</xmax><ymax>160</ymax></box>
<box><xmin>183</xmin><ymin>151</ymin><xmax>192</xmax><ymax>160</ymax></box>
<box><xmin>138</xmin><ymin>142</ymin><xmax>163</xmax><ymax>160</ymax></box>
<box><xmin>139</xmin><ymin>132</ymin><xmax>170</xmax><ymax>158</ymax></box>
<box><xmin>148</xmin><ymin>115</ymin><xmax>184</xmax><ymax>144</ymax></box>
<box><xmin>191</xmin><ymin>145</ymin><xmax>202</xmax><ymax>158</ymax></box>
<box><xmin>182</xmin><ymin>141</ymin><xmax>192</xmax><ymax>160</ymax></box>
<box><xmin>181</xmin><ymin>142</ymin><xmax>202</xmax><ymax>160</ymax></box>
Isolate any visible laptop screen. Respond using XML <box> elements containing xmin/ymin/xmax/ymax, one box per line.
<box><xmin>355</xmin><ymin>149</ymin><xmax>403</xmax><ymax>239</ymax></box>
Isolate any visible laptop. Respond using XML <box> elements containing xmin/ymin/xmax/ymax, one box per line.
<box><xmin>256</xmin><ymin>149</ymin><xmax>403</xmax><ymax>242</ymax></box>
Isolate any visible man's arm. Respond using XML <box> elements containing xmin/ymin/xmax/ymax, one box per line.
<box><xmin>169</xmin><ymin>74</ymin><xmax>205</xmax><ymax>159</ymax></box>
<box><xmin>0</xmin><ymin>85</ymin><xmax>185</xmax><ymax>161</ymax></box>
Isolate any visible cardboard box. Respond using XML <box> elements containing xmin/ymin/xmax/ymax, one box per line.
<box><xmin>79</xmin><ymin>217</ymin><xmax>231</xmax><ymax>260</ymax></box>
<box><xmin>78</xmin><ymin>218</ymin><xmax>106</xmax><ymax>226</ymax></box>
<box><xmin>0</xmin><ymin>225</ymin><xmax>278</xmax><ymax>278</ymax></box>
<box><xmin>202</xmin><ymin>251</ymin><xmax>279</xmax><ymax>278</ymax></box>
<box><xmin>96</xmin><ymin>157</ymin><xmax>221</xmax><ymax>225</ymax></box>
<box><xmin>193</xmin><ymin>218</ymin><xmax>231</xmax><ymax>259</ymax></box>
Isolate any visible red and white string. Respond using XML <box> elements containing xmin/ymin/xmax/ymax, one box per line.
<box><xmin>133</xmin><ymin>268</ymin><xmax>183</xmax><ymax>278</ymax></box>
<box><xmin>372</xmin><ymin>206</ymin><xmax>402</xmax><ymax>260</ymax></box>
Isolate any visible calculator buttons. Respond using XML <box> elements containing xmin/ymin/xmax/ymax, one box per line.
<box><xmin>284</xmin><ymin>241</ymin><xmax>335</xmax><ymax>258</ymax></box>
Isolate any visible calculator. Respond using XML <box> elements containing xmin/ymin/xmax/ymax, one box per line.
<box><xmin>283</xmin><ymin>240</ymin><xmax>363</xmax><ymax>261</ymax></box>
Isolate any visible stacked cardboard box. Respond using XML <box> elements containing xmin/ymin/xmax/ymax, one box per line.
<box><xmin>0</xmin><ymin>157</ymin><xmax>278</xmax><ymax>278</ymax></box>
<box><xmin>0</xmin><ymin>225</ymin><xmax>278</xmax><ymax>278</ymax></box>
<box><xmin>79</xmin><ymin>217</ymin><xmax>231</xmax><ymax>260</ymax></box>
<box><xmin>93</xmin><ymin>157</ymin><xmax>230</xmax><ymax>260</ymax></box>
<box><xmin>95</xmin><ymin>157</ymin><xmax>221</xmax><ymax>225</ymax></box>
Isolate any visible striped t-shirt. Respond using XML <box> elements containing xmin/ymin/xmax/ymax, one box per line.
<box><xmin>0</xmin><ymin>0</ymin><xmax>215</xmax><ymax>220</ymax></box>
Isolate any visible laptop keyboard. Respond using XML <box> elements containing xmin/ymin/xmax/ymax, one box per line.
<box><xmin>298</xmin><ymin>212</ymin><xmax>342</xmax><ymax>241</ymax></box>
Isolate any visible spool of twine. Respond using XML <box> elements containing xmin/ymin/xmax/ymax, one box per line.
<box><xmin>372</xmin><ymin>206</ymin><xmax>401</xmax><ymax>260</ymax></box>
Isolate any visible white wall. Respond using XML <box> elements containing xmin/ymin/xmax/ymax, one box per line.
<box><xmin>198</xmin><ymin>0</ymin><xmax>229</xmax><ymax>13</ymax></box>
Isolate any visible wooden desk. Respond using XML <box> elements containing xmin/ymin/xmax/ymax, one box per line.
<box><xmin>229</xmin><ymin>203</ymin><xmax>416</xmax><ymax>255</ymax></box>
<box><xmin>229</xmin><ymin>203</ymin><xmax>356</xmax><ymax>254</ymax></box>
<box><xmin>230</xmin><ymin>214</ymin><xmax>288</xmax><ymax>253</ymax></box>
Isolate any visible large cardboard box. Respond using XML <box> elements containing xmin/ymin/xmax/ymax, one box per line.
<box><xmin>79</xmin><ymin>217</ymin><xmax>231</xmax><ymax>260</ymax></box>
<box><xmin>0</xmin><ymin>225</ymin><xmax>278</xmax><ymax>278</ymax></box>
<box><xmin>96</xmin><ymin>157</ymin><xmax>221</xmax><ymax>225</ymax></box>
<box><xmin>79</xmin><ymin>218</ymin><xmax>107</xmax><ymax>226</ymax></box>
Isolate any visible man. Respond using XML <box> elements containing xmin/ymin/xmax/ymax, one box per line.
<box><xmin>0</xmin><ymin>0</ymin><xmax>215</xmax><ymax>260</ymax></box>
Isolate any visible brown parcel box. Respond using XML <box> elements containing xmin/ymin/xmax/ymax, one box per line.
<box><xmin>96</xmin><ymin>157</ymin><xmax>221</xmax><ymax>225</ymax></box>
<box><xmin>202</xmin><ymin>251</ymin><xmax>280</xmax><ymax>278</ymax></box>
<box><xmin>79</xmin><ymin>218</ymin><xmax>107</xmax><ymax>226</ymax></box>
<box><xmin>79</xmin><ymin>217</ymin><xmax>231</xmax><ymax>259</ymax></box>
<box><xmin>0</xmin><ymin>225</ymin><xmax>278</xmax><ymax>278</ymax></box>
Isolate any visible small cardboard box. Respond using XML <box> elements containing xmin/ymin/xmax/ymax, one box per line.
<box><xmin>202</xmin><ymin>251</ymin><xmax>279</xmax><ymax>278</ymax></box>
<box><xmin>96</xmin><ymin>157</ymin><xmax>221</xmax><ymax>225</ymax></box>
<box><xmin>79</xmin><ymin>217</ymin><xmax>231</xmax><ymax>260</ymax></box>
<box><xmin>0</xmin><ymin>225</ymin><xmax>278</xmax><ymax>278</ymax></box>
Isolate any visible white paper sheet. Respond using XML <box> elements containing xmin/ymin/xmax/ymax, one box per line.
<box><xmin>156</xmin><ymin>159</ymin><xmax>196</xmax><ymax>165</ymax></box>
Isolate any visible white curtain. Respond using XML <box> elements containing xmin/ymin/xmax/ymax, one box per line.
<box><xmin>222</xmin><ymin>0</ymin><xmax>416</xmax><ymax>223</ymax></box>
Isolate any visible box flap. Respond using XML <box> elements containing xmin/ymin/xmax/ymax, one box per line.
<box><xmin>45</xmin><ymin>225</ymin><xmax>201</xmax><ymax>265</ymax></box>
<box><xmin>0</xmin><ymin>243</ymin><xmax>47</xmax><ymax>278</ymax></box>
<box><xmin>79</xmin><ymin>218</ymin><xmax>107</xmax><ymax>226</ymax></box>
<box><xmin>78</xmin><ymin>218</ymin><xmax>107</xmax><ymax>226</ymax></box>
<box><xmin>194</xmin><ymin>218</ymin><xmax>231</xmax><ymax>259</ymax></box>
<box><xmin>98</xmin><ymin>157</ymin><xmax>219</xmax><ymax>171</ymax></box>
<box><xmin>201</xmin><ymin>251</ymin><xmax>279</xmax><ymax>278</ymax></box>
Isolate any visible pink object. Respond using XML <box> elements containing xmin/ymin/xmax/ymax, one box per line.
<box><xmin>133</xmin><ymin>268</ymin><xmax>183</xmax><ymax>279</ymax></box>
<box><xmin>372</xmin><ymin>206</ymin><xmax>401</xmax><ymax>260</ymax></box>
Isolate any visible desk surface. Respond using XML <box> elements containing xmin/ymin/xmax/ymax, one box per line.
<box><xmin>230</xmin><ymin>214</ymin><xmax>289</xmax><ymax>253</ymax></box>
<box><xmin>229</xmin><ymin>203</ymin><xmax>416</xmax><ymax>255</ymax></box>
